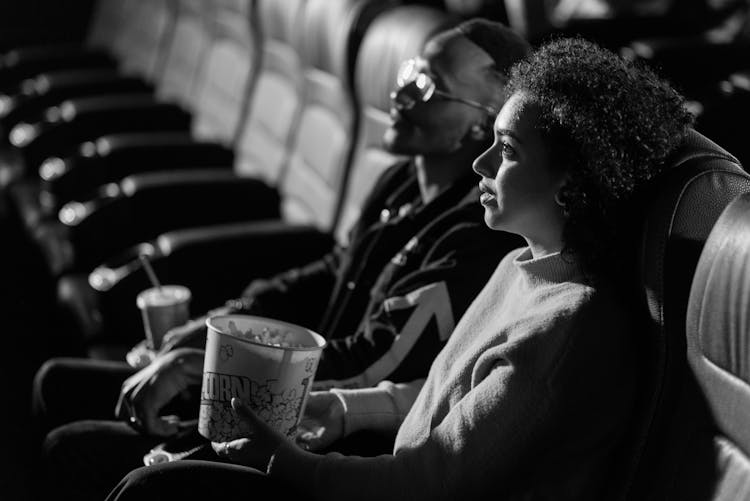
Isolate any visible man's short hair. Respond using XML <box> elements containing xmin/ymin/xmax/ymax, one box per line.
<box><xmin>454</xmin><ymin>18</ymin><xmax>531</xmax><ymax>74</ymax></box>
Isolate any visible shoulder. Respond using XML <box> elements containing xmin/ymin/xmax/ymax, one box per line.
<box><xmin>547</xmin><ymin>280</ymin><xmax>636</xmax><ymax>375</ymax></box>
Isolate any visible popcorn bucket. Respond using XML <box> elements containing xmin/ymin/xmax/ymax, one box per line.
<box><xmin>198</xmin><ymin>315</ymin><xmax>326</xmax><ymax>442</ymax></box>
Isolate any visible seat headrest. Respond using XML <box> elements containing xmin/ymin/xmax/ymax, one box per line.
<box><xmin>687</xmin><ymin>191</ymin><xmax>750</xmax><ymax>457</ymax></box>
<box><xmin>257</xmin><ymin>0</ymin><xmax>306</xmax><ymax>46</ymax></box>
<box><xmin>298</xmin><ymin>0</ymin><xmax>393</xmax><ymax>84</ymax></box>
<box><xmin>175</xmin><ymin>0</ymin><xmax>205</xmax><ymax>17</ymax></box>
<box><xmin>214</xmin><ymin>0</ymin><xmax>253</xmax><ymax>17</ymax></box>
<box><xmin>634</xmin><ymin>129</ymin><xmax>748</xmax><ymax>329</ymax></box>
<box><xmin>212</xmin><ymin>0</ymin><xmax>255</xmax><ymax>43</ymax></box>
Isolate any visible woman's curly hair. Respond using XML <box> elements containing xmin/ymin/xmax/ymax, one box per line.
<box><xmin>506</xmin><ymin>37</ymin><xmax>694</xmax><ymax>279</ymax></box>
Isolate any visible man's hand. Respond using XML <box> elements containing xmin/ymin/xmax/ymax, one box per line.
<box><xmin>295</xmin><ymin>391</ymin><xmax>346</xmax><ymax>451</ymax></box>
<box><xmin>115</xmin><ymin>348</ymin><xmax>205</xmax><ymax>437</ymax></box>
<box><xmin>157</xmin><ymin>317</ymin><xmax>209</xmax><ymax>354</ymax></box>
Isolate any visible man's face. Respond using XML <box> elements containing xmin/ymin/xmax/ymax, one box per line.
<box><xmin>383</xmin><ymin>35</ymin><xmax>499</xmax><ymax>156</ymax></box>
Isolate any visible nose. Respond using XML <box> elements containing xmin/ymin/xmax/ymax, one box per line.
<box><xmin>472</xmin><ymin>144</ymin><xmax>495</xmax><ymax>177</ymax></box>
<box><xmin>390</xmin><ymin>87</ymin><xmax>415</xmax><ymax>111</ymax></box>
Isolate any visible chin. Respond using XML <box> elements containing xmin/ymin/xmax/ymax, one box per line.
<box><xmin>383</xmin><ymin>129</ymin><xmax>416</xmax><ymax>155</ymax></box>
<box><xmin>483</xmin><ymin>209</ymin><xmax>508</xmax><ymax>232</ymax></box>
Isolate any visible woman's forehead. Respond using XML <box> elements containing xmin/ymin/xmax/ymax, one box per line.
<box><xmin>495</xmin><ymin>93</ymin><xmax>542</xmax><ymax>135</ymax></box>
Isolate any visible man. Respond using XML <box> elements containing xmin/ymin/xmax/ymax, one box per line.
<box><xmin>35</xmin><ymin>19</ymin><xmax>530</xmax><ymax>500</ymax></box>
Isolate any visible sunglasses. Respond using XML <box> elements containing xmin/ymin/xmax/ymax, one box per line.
<box><xmin>390</xmin><ymin>58</ymin><xmax>498</xmax><ymax>115</ymax></box>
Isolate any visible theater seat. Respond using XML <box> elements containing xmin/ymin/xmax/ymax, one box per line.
<box><xmin>6</xmin><ymin>0</ymin><xmax>252</xmax><ymax>232</ymax></box>
<box><xmin>0</xmin><ymin>0</ymin><xmax>127</xmax><ymax>92</ymax></box>
<box><xmin>675</xmin><ymin>191</ymin><xmax>750</xmax><ymax>500</ymax></box>
<box><xmin>0</xmin><ymin>0</ymin><xmax>189</xmax><ymax>186</ymax></box>
<box><xmin>605</xmin><ymin>130</ymin><xmax>750</xmax><ymax>499</ymax></box>
<box><xmin>56</xmin><ymin>4</ymin><xmax>454</xmax><ymax>351</ymax></box>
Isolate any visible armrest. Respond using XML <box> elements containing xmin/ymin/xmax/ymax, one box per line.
<box><xmin>59</xmin><ymin>221</ymin><xmax>335</xmax><ymax>344</ymax></box>
<box><xmin>0</xmin><ymin>68</ymin><xmax>152</xmax><ymax>136</ymax></box>
<box><xmin>38</xmin><ymin>169</ymin><xmax>281</xmax><ymax>274</ymax></box>
<box><xmin>9</xmin><ymin>94</ymin><xmax>191</xmax><ymax>172</ymax></box>
<box><xmin>622</xmin><ymin>37</ymin><xmax>750</xmax><ymax>96</ymax></box>
<box><xmin>41</xmin><ymin>132</ymin><xmax>234</xmax><ymax>208</ymax></box>
<box><xmin>0</xmin><ymin>44</ymin><xmax>115</xmax><ymax>92</ymax></box>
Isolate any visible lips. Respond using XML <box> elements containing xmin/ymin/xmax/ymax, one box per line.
<box><xmin>478</xmin><ymin>181</ymin><xmax>496</xmax><ymax>205</ymax></box>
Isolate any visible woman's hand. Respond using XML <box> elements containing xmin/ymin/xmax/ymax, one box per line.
<box><xmin>115</xmin><ymin>348</ymin><xmax>205</xmax><ymax>436</ymax></box>
<box><xmin>296</xmin><ymin>391</ymin><xmax>346</xmax><ymax>452</ymax></box>
<box><xmin>211</xmin><ymin>398</ymin><xmax>290</xmax><ymax>472</ymax></box>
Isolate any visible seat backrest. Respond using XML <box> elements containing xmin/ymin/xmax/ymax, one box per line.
<box><xmin>154</xmin><ymin>0</ymin><xmax>215</xmax><ymax>110</ymax></box>
<box><xmin>275</xmin><ymin>0</ymin><xmax>394</xmax><ymax>230</ymax></box>
<box><xmin>233</xmin><ymin>0</ymin><xmax>306</xmax><ymax>182</ymax></box>
<box><xmin>673</xmin><ymin>191</ymin><xmax>750</xmax><ymax>501</ymax></box>
<box><xmin>612</xmin><ymin>129</ymin><xmax>750</xmax><ymax>500</ymax></box>
<box><xmin>189</xmin><ymin>0</ymin><xmax>259</xmax><ymax>144</ymax></box>
<box><xmin>333</xmin><ymin>5</ymin><xmax>454</xmax><ymax>242</ymax></box>
<box><xmin>86</xmin><ymin>0</ymin><xmax>134</xmax><ymax>51</ymax></box>
<box><xmin>110</xmin><ymin>0</ymin><xmax>177</xmax><ymax>81</ymax></box>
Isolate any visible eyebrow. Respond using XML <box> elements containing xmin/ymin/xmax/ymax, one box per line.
<box><xmin>495</xmin><ymin>128</ymin><xmax>524</xmax><ymax>145</ymax></box>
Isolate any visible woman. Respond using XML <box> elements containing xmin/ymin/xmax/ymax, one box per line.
<box><xmin>107</xmin><ymin>38</ymin><xmax>693</xmax><ymax>501</ymax></box>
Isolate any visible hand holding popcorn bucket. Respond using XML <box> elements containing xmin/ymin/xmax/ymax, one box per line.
<box><xmin>199</xmin><ymin>315</ymin><xmax>326</xmax><ymax>442</ymax></box>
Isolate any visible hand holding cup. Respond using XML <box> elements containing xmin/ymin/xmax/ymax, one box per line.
<box><xmin>296</xmin><ymin>391</ymin><xmax>346</xmax><ymax>452</ymax></box>
<box><xmin>115</xmin><ymin>348</ymin><xmax>204</xmax><ymax>436</ymax></box>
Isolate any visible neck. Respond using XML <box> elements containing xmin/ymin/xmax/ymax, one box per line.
<box><xmin>414</xmin><ymin>144</ymin><xmax>482</xmax><ymax>204</ymax></box>
<box><xmin>524</xmin><ymin>227</ymin><xmax>565</xmax><ymax>259</ymax></box>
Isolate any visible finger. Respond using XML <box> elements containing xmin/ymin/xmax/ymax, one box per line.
<box><xmin>129</xmin><ymin>384</ymin><xmax>173</xmax><ymax>437</ymax></box>
<box><xmin>115</xmin><ymin>374</ymin><xmax>140</xmax><ymax>419</ymax></box>
<box><xmin>230</xmin><ymin>398</ymin><xmax>269</xmax><ymax>431</ymax></box>
<box><xmin>211</xmin><ymin>438</ymin><xmax>251</xmax><ymax>458</ymax></box>
<box><xmin>114</xmin><ymin>392</ymin><xmax>129</xmax><ymax>420</ymax></box>
<box><xmin>296</xmin><ymin>426</ymin><xmax>325</xmax><ymax>451</ymax></box>
<box><xmin>211</xmin><ymin>441</ymin><xmax>229</xmax><ymax>457</ymax></box>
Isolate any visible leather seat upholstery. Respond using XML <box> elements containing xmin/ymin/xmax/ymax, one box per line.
<box><xmin>190</xmin><ymin>0</ymin><xmax>259</xmax><ymax>144</ymax></box>
<box><xmin>113</xmin><ymin>0</ymin><xmax>177</xmax><ymax>82</ymax></box>
<box><xmin>233</xmin><ymin>0</ymin><xmax>306</xmax><ymax>183</ymax></box>
<box><xmin>611</xmin><ymin>130</ymin><xmax>750</xmax><ymax>500</ymax></box>
<box><xmin>277</xmin><ymin>0</ymin><xmax>395</xmax><ymax>230</ymax></box>
<box><xmin>674</xmin><ymin>191</ymin><xmax>750</xmax><ymax>500</ymax></box>
<box><xmin>154</xmin><ymin>0</ymin><xmax>215</xmax><ymax>110</ymax></box>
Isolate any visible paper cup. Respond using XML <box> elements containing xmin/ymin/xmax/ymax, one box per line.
<box><xmin>198</xmin><ymin>314</ymin><xmax>326</xmax><ymax>442</ymax></box>
<box><xmin>136</xmin><ymin>285</ymin><xmax>191</xmax><ymax>350</ymax></box>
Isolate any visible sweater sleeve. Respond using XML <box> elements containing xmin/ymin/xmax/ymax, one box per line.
<box><xmin>312</xmin><ymin>223</ymin><xmax>521</xmax><ymax>389</ymax></box>
<box><xmin>331</xmin><ymin>379</ymin><xmax>425</xmax><ymax>436</ymax></box>
<box><xmin>270</xmin><ymin>361</ymin><xmax>553</xmax><ymax>501</ymax></box>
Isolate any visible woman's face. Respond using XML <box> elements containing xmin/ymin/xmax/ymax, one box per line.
<box><xmin>472</xmin><ymin>93</ymin><xmax>567</xmax><ymax>245</ymax></box>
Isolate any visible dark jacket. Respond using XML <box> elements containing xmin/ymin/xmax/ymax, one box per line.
<box><xmin>232</xmin><ymin>160</ymin><xmax>522</xmax><ymax>388</ymax></box>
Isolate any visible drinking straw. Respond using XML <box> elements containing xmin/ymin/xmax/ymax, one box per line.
<box><xmin>139</xmin><ymin>254</ymin><xmax>162</xmax><ymax>291</ymax></box>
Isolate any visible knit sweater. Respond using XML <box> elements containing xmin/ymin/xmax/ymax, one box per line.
<box><xmin>272</xmin><ymin>247</ymin><xmax>636</xmax><ymax>500</ymax></box>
